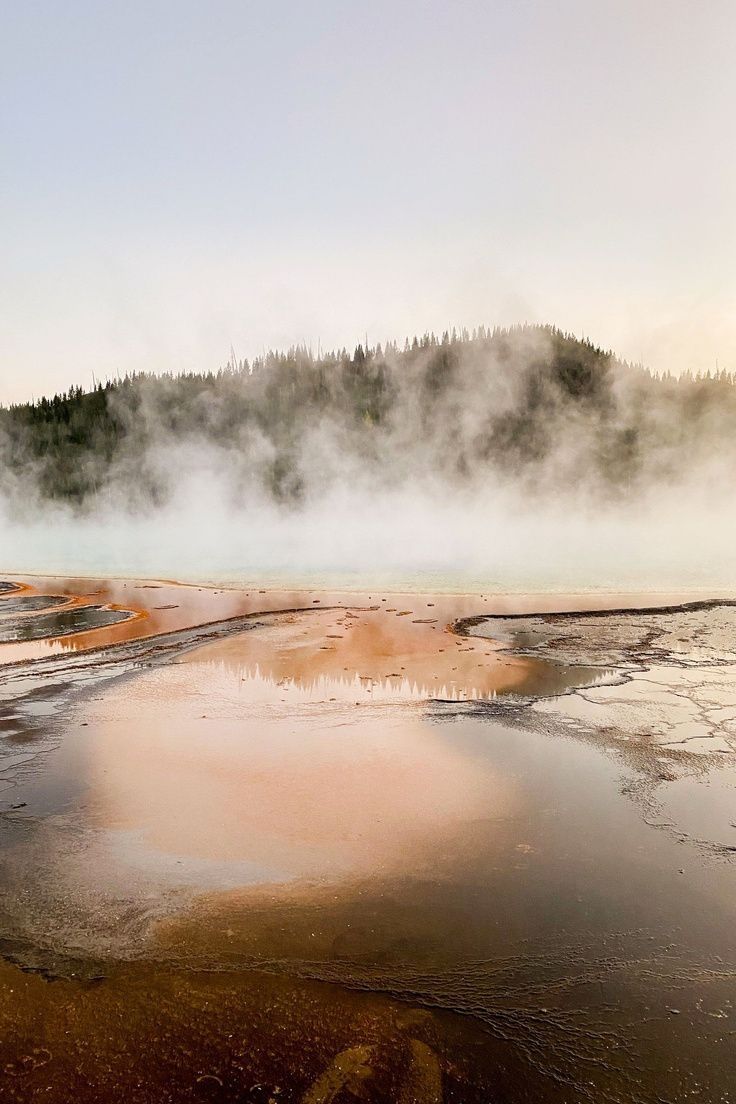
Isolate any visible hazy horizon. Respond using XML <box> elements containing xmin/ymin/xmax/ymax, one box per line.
<box><xmin>2</xmin><ymin>0</ymin><xmax>735</xmax><ymax>404</ymax></box>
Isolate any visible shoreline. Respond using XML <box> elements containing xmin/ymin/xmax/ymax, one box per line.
<box><xmin>2</xmin><ymin>567</ymin><xmax>734</xmax><ymax>607</ymax></box>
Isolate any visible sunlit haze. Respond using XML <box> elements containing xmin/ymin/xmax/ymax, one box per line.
<box><xmin>2</xmin><ymin>0</ymin><xmax>734</xmax><ymax>402</ymax></box>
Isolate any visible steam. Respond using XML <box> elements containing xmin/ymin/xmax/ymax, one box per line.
<box><xmin>1</xmin><ymin>325</ymin><xmax>735</xmax><ymax>593</ymax></box>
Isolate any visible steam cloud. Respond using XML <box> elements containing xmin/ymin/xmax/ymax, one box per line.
<box><xmin>1</xmin><ymin>325</ymin><xmax>735</xmax><ymax>592</ymax></box>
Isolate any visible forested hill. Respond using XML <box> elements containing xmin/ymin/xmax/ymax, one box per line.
<box><xmin>1</xmin><ymin>324</ymin><xmax>734</xmax><ymax>506</ymax></box>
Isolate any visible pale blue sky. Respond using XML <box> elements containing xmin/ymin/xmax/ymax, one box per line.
<box><xmin>1</xmin><ymin>0</ymin><xmax>734</xmax><ymax>401</ymax></box>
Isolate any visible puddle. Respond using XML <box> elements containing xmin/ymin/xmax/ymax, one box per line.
<box><xmin>1</xmin><ymin>578</ymin><xmax>736</xmax><ymax>1102</ymax></box>
<box><xmin>0</xmin><ymin>605</ymin><xmax>133</xmax><ymax>644</ymax></box>
<box><xmin>0</xmin><ymin>594</ymin><xmax>69</xmax><ymax>616</ymax></box>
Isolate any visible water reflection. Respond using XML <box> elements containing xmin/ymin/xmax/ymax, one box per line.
<box><xmin>2</xmin><ymin>580</ymin><xmax>736</xmax><ymax>1102</ymax></box>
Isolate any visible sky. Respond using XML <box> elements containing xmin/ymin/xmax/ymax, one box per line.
<box><xmin>1</xmin><ymin>0</ymin><xmax>734</xmax><ymax>403</ymax></box>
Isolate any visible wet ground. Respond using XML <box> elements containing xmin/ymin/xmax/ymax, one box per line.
<box><xmin>0</xmin><ymin>576</ymin><xmax>735</xmax><ymax>1102</ymax></box>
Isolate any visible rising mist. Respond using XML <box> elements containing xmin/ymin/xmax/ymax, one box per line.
<box><xmin>1</xmin><ymin>324</ymin><xmax>735</xmax><ymax>590</ymax></box>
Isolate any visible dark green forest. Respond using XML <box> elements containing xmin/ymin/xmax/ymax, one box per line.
<box><xmin>1</xmin><ymin>324</ymin><xmax>734</xmax><ymax>507</ymax></box>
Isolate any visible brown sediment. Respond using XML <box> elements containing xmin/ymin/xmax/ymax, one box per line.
<box><xmin>0</xmin><ymin>955</ymin><xmax>504</xmax><ymax>1104</ymax></box>
<box><xmin>1</xmin><ymin>573</ymin><xmax>726</xmax><ymax>665</ymax></box>
<box><xmin>0</xmin><ymin>575</ymin><xmax>549</xmax><ymax>698</ymax></box>
<box><xmin>178</xmin><ymin>601</ymin><xmax>534</xmax><ymax>704</ymax></box>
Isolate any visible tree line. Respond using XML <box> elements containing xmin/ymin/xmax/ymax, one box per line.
<box><xmin>1</xmin><ymin>324</ymin><xmax>734</xmax><ymax>505</ymax></box>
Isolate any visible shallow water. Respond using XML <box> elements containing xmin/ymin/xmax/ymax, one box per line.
<box><xmin>0</xmin><ymin>594</ymin><xmax>68</xmax><ymax>615</ymax></box>
<box><xmin>0</xmin><ymin>577</ymin><xmax>735</xmax><ymax>1102</ymax></box>
<box><xmin>0</xmin><ymin>604</ymin><xmax>133</xmax><ymax>644</ymax></box>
